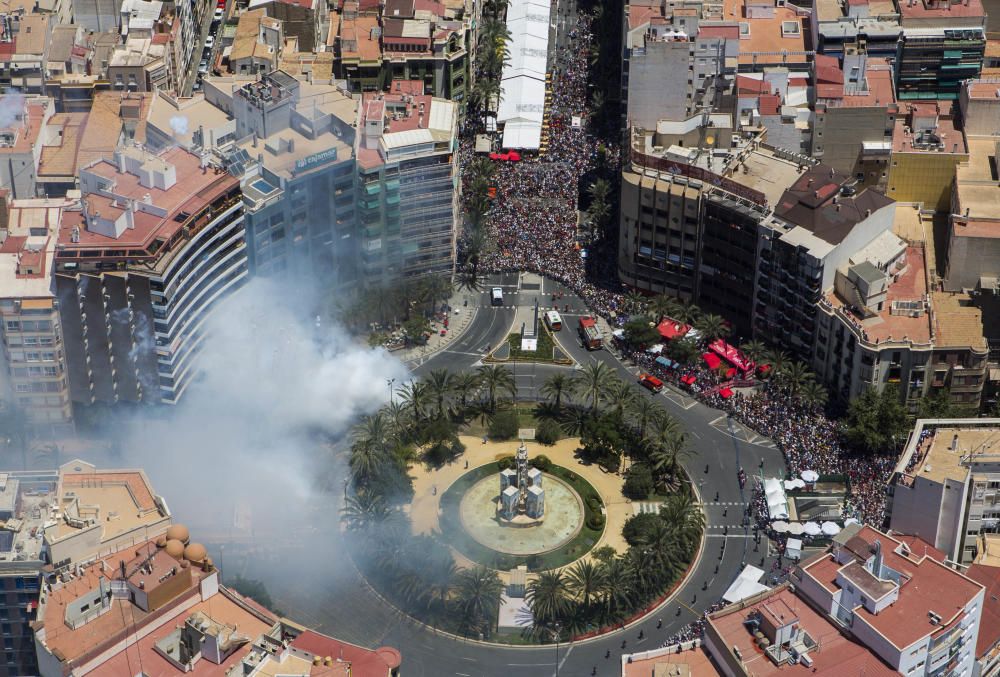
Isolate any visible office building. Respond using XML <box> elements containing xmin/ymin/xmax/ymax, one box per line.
<box><xmin>230</xmin><ymin>71</ymin><xmax>360</xmax><ymax>286</ymax></box>
<box><xmin>0</xmin><ymin>460</ymin><xmax>171</xmax><ymax>677</ymax></box>
<box><xmin>0</xmin><ymin>192</ymin><xmax>75</xmax><ymax>432</ymax></box>
<box><xmin>889</xmin><ymin>418</ymin><xmax>1000</xmax><ymax>564</ymax></box>
<box><xmin>357</xmin><ymin>88</ymin><xmax>459</xmax><ymax>282</ymax></box>
<box><xmin>793</xmin><ymin>524</ymin><xmax>985</xmax><ymax>675</ymax></box>
<box><xmin>56</xmin><ymin>145</ymin><xmax>247</xmax><ymax>406</ymax></box>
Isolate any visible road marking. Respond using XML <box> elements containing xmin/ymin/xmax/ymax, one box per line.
<box><xmin>555</xmin><ymin>646</ymin><xmax>573</xmax><ymax>676</ymax></box>
<box><xmin>456</xmin><ymin>672</ymin><xmax>471</xmax><ymax>676</ymax></box>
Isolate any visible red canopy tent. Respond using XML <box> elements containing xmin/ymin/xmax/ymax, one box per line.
<box><xmin>719</xmin><ymin>387</ymin><xmax>734</xmax><ymax>399</ymax></box>
<box><xmin>508</xmin><ymin>151</ymin><xmax>521</xmax><ymax>162</ymax></box>
<box><xmin>703</xmin><ymin>352</ymin><xmax>722</xmax><ymax>369</ymax></box>
<box><xmin>725</xmin><ymin>367</ymin><xmax>737</xmax><ymax>378</ymax></box>
<box><xmin>657</xmin><ymin>317</ymin><xmax>691</xmax><ymax>340</ymax></box>
<box><xmin>708</xmin><ymin>339</ymin><xmax>755</xmax><ymax>373</ymax></box>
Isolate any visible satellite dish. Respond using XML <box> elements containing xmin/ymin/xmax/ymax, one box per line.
<box><xmin>706</xmin><ymin>135</ymin><xmax>715</xmax><ymax>145</ymax></box>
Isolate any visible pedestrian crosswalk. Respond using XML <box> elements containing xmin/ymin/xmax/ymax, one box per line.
<box><xmin>707</xmin><ymin>415</ymin><xmax>777</xmax><ymax>449</ymax></box>
<box><xmin>632</xmin><ymin>501</ymin><xmax>664</xmax><ymax>515</ymax></box>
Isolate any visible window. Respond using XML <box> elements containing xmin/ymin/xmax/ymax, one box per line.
<box><xmin>5</xmin><ymin>320</ymin><xmax>19</xmax><ymax>331</ymax></box>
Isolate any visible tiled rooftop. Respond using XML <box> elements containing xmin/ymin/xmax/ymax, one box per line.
<box><xmin>622</xmin><ymin>645</ymin><xmax>722</xmax><ymax>676</ymax></box>
<box><xmin>722</xmin><ymin>0</ymin><xmax>809</xmax><ymax>65</ymax></box>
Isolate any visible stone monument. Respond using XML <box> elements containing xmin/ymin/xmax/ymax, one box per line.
<box><xmin>497</xmin><ymin>442</ymin><xmax>546</xmax><ymax>524</ymax></box>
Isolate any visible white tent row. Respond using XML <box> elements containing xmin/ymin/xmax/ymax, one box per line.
<box><xmin>764</xmin><ymin>478</ymin><xmax>789</xmax><ymax>520</ymax></box>
<box><xmin>497</xmin><ymin>0</ymin><xmax>550</xmax><ymax>150</ymax></box>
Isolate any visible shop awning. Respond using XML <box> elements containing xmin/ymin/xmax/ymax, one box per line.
<box><xmin>719</xmin><ymin>387</ymin><xmax>734</xmax><ymax>399</ymax></box>
<box><xmin>703</xmin><ymin>352</ymin><xmax>722</xmax><ymax>369</ymax></box>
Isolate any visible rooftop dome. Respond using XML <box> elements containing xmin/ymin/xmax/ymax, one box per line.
<box><xmin>165</xmin><ymin>524</ymin><xmax>189</xmax><ymax>543</ymax></box>
<box><xmin>164</xmin><ymin>539</ymin><xmax>185</xmax><ymax>559</ymax></box>
<box><xmin>184</xmin><ymin>542</ymin><xmax>207</xmax><ymax>562</ymax></box>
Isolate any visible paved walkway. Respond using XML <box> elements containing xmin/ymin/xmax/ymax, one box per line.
<box><xmin>394</xmin><ymin>290</ymin><xmax>481</xmax><ymax>365</ymax></box>
<box><xmin>407</xmin><ymin>436</ymin><xmax>631</xmax><ymax>577</ymax></box>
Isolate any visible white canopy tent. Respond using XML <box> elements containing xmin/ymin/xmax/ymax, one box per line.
<box><xmin>723</xmin><ymin>565</ymin><xmax>769</xmax><ymax>604</ymax></box>
<box><xmin>786</xmin><ymin>538</ymin><xmax>803</xmax><ymax>560</ymax></box>
<box><xmin>764</xmin><ymin>478</ymin><xmax>789</xmax><ymax>520</ymax></box>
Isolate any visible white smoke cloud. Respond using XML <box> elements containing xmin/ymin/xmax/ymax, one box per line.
<box><xmin>0</xmin><ymin>89</ymin><xmax>26</xmax><ymax>129</ymax></box>
<box><xmin>97</xmin><ymin>278</ymin><xmax>408</xmax><ymax>542</ymax></box>
<box><xmin>169</xmin><ymin>115</ymin><xmax>189</xmax><ymax>137</ymax></box>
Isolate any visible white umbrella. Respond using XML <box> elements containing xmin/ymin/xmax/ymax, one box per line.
<box><xmin>783</xmin><ymin>480</ymin><xmax>797</xmax><ymax>490</ymax></box>
<box><xmin>803</xmin><ymin>522</ymin><xmax>822</xmax><ymax>536</ymax></box>
<box><xmin>801</xmin><ymin>470</ymin><xmax>820</xmax><ymax>483</ymax></box>
<box><xmin>771</xmin><ymin>521</ymin><xmax>790</xmax><ymax>533</ymax></box>
<box><xmin>821</xmin><ymin>521</ymin><xmax>841</xmax><ymax>536</ymax></box>
<box><xmin>844</xmin><ymin>517</ymin><xmax>860</xmax><ymax>526</ymax></box>
<box><xmin>784</xmin><ymin>479</ymin><xmax>806</xmax><ymax>490</ymax></box>
<box><xmin>787</xmin><ymin>522</ymin><xmax>806</xmax><ymax>535</ymax></box>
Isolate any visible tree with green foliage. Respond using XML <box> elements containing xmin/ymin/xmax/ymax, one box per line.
<box><xmin>574</xmin><ymin>361</ymin><xmax>616</xmax><ymax>411</ymax></box>
<box><xmin>623</xmin><ymin>316</ymin><xmax>661</xmax><ymax>347</ymax></box>
<box><xmin>800</xmin><ymin>379</ymin><xmax>828</xmax><ymax>410</ymax></box>
<box><xmin>695</xmin><ymin>313</ymin><xmax>729</xmax><ymax>343</ymax></box>
<box><xmin>535</xmin><ymin>418</ymin><xmax>561</xmax><ymax>445</ymax></box>
<box><xmin>451</xmin><ymin>371</ymin><xmax>482</xmax><ymax>411</ymax></box>
<box><xmin>425</xmin><ymin>368</ymin><xmax>454</xmax><ymax>418</ymax></box>
<box><xmin>565</xmin><ymin>559</ymin><xmax>604</xmax><ymax>609</ymax></box>
<box><xmin>578</xmin><ymin>412</ymin><xmax>632</xmax><ymax>472</ymax></box>
<box><xmin>664</xmin><ymin>337</ymin><xmax>699</xmax><ymax>365</ymax></box>
<box><xmin>844</xmin><ymin>385</ymin><xmax>910</xmax><ymax>454</ymax></box>
<box><xmin>454</xmin><ymin>566</ymin><xmax>505</xmax><ymax>638</ymax></box>
<box><xmin>403</xmin><ymin>315</ymin><xmax>431</xmax><ymax>344</ymax></box>
<box><xmin>540</xmin><ymin>372</ymin><xmax>573</xmax><ymax>410</ymax></box>
<box><xmin>628</xmin><ymin>397</ymin><xmax>663</xmax><ymax>440</ymax></box>
<box><xmin>477</xmin><ymin>365</ymin><xmax>517</xmax><ymax>411</ymax></box>
<box><xmin>622</xmin><ymin>463</ymin><xmax>654</xmax><ymax>499</ymax></box>
<box><xmin>488</xmin><ymin>408</ymin><xmax>520</xmax><ymax>440</ymax></box>
<box><xmin>622</xmin><ymin>512</ymin><xmax>662</xmax><ymax>547</ymax></box>
<box><xmin>526</xmin><ymin>570</ymin><xmax>570</xmax><ymax>630</ymax></box>
<box><xmin>916</xmin><ymin>390</ymin><xmax>957</xmax><ymax>419</ymax></box>
<box><xmin>228</xmin><ymin>577</ymin><xmax>276</xmax><ymax>611</ymax></box>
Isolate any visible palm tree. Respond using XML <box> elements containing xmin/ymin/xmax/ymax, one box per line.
<box><xmin>623</xmin><ymin>290</ymin><xmax>648</xmax><ymax>316</ymax></box>
<box><xmin>454</xmin><ymin>566</ymin><xmax>505</xmax><ymax>637</ymax></box>
<box><xmin>477</xmin><ymin>364</ymin><xmax>516</xmax><ymax>411</ymax></box>
<box><xmin>672</xmin><ymin>300</ymin><xmax>702</xmax><ymax>326</ymax></box>
<box><xmin>540</xmin><ymin>372</ymin><xmax>573</xmax><ymax>410</ymax></box>
<box><xmin>628</xmin><ymin>397</ymin><xmax>663</xmax><ymax>440</ymax></box>
<box><xmin>349</xmin><ymin>412</ymin><xmax>391</xmax><ymax>482</ymax></box>
<box><xmin>660</xmin><ymin>493</ymin><xmax>706</xmax><ymax>554</ymax></box>
<box><xmin>574</xmin><ymin>361</ymin><xmax>615</xmax><ymax>411</ymax></box>
<box><xmin>397</xmin><ymin>380</ymin><xmax>432</xmax><ymax>422</ymax></box>
<box><xmin>649</xmin><ymin>294</ymin><xmax>680</xmax><ymax>321</ymax></box>
<box><xmin>765</xmin><ymin>348</ymin><xmax>790</xmax><ymax>374</ymax></box>
<box><xmin>559</xmin><ymin>404</ymin><xmax>589</xmax><ymax>436</ymax></box>
<box><xmin>451</xmin><ymin>372</ymin><xmax>481</xmax><ymax>411</ymax></box>
<box><xmin>644</xmin><ymin>419</ymin><xmax>692</xmax><ymax>492</ymax></box>
<box><xmin>384</xmin><ymin>400</ymin><xmax>410</xmax><ymax>438</ymax></box>
<box><xmin>424</xmin><ymin>368</ymin><xmax>454</xmax><ymax>418</ymax></box>
<box><xmin>587</xmin><ymin>178</ymin><xmax>611</xmax><ymax>205</ymax></box>
<box><xmin>597</xmin><ymin>556</ymin><xmax>634</xmax><ymax>621</ymax></box>
<box><xmin>341</xmin><ymin>492</ymin><xmax>393</xmax><ymax>531</ymax></box>
<box><xmin>800</xmin><ymin>379</ymin><xmax>828</xmax><ymax>410</ymax></box>
<box><xmin>695</xmin><ymin>313</ymin><xmax>730</xmax><ymax>343</ymax></box>
<box><xmin>526</xmin><ymin>570</ymin><xmax>570</xmax><ymax>627</ymax></box>
<box><xmin>739</xmin><ymin>340</ymin><xmax>767</xmax><ymax>364</ymax></box>
<box><xmin>565</xmin><ymin>559</ymin><xmax>604</xmax><ymax>609</ymax></box>
<box><xmin>420</xmin><ymin>559</ymin><xmax>459</xmax><ymax>612</ymax></box>
<box><xmin>606</xmin><ymin>377</ymin><xmax>637</xmax><ymax>421</ymax></box>
<box><xmin>778</xmin><ymin>361</ymin><xmax>813</xmax><ymax>397</ymax></box>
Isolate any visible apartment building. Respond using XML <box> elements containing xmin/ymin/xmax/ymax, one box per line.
<box><xmin>0</xmin><ymin>193</ymin><xmax>74</xmax><ymax>431</ymax></box>
<box><xmin>0</xmin><ymin>461</ymin><xmax>171</xmax><ymax>677</ymax></box>
<box><xmin>330</xmin><ymin>0</ymin><xmax>470</xmax><ymax>100</ymax></box>
<box><xmin>357</xmin><ymin>87</ymin><xmax>459</xmax><ymax>283</ymax></box>
<box><xmin>814</xmin><ymin>228</ymin><xmax>988</xmax><ymax>410</ymax></box>
<box><xmin>248</xmin><ymin>0</ymin><xmax>325</xmax><ymax>53</ymax></box>
<box><xmin>0</xmin><ymin>96</ymin><xmax>53</xmax><ymax>200</ymax></box>
<box><xmin>230</xmin><ymin>71</ymin><xmax>360</xmax><ymax>287</ymax></box>
<box><xmin>889</xmin><ymin>418</ymin><xmax>1000</xmax><ymax>564</ymax></box>
<box><xmin>944</xmin><ymin>130</ymin><xmax>1000</xmax><ymax>293</ymax></box>
<box><xmin>107</xmin><ymin>36</ymin><xmax>176</xmax><ymax>93</ymax></box>
<box><xmin>793</xmin><ymin>524</ymin><xmax>985</xmax><ymax>676</ymax></box>
<box><xmin>810</xmin><ymin>0</ymin><xmax>902</xmax><ymax>61</ymax></box>
<box><xmin>895</xmin><ymin>0</ymin><xmax>986</xmax><ymax>101</ymax></box>
<box><xmin>55</xmin><ymin>145</ymin><xmax>247</xmax><ymax>407</ymax></box>
<box><xmin>886</xmin><ymin>101</ymin><xmax>969</xmax><ymax>211</ymax></box>
<box><xmin>754</xmin><ymin>165</ymin><xmax>897</xmax><ymax>357</ymax></box>
<box><xmin>228</xmin><ymin>9</ymin><xmax>282</xmax><ymax>77</ymax></box>
<box><xmin>811</xmin><ymin>53</ymin><xmax>897</xmax><ymax>191</ymax></box>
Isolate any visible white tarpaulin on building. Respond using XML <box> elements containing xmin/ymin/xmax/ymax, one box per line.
<box><xmin>723</xmin><ymin>565</ymin><xmax>769</xmax><ymax>604</ymax></box>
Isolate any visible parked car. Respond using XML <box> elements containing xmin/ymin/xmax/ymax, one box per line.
<box><xmin>214</xmin><ymin>7</ymin><xmax>224</xmax><ymax>20</ymax></box>
<box><xmin>204</xmin><ymin>35</ymin><xmax>215</xmax><ymax>50</ymax></box>
<box><xmin>198</xmin><ymin>60</ymin><xmax>209</xmax><ymax>74</ymax></box>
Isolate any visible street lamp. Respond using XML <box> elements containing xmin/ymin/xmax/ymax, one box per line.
<box><xmin>552</xmin><ymin>622</ymin><xmax>562</xmax><ymax>676</ymax></box>
<box><xmin>387</xmin><ymin>378</ymin><xmax>395</xmax><ymax>403</ymax></box>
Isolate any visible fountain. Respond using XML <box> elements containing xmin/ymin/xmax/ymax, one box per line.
<box><xmin>498</xmin><ymin>442</ymin><xmax>545</xmax><ymax>524</ymax></box>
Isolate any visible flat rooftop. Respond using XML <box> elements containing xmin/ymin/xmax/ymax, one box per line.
<box><xmin>906</xmin><ymin>426</ymin><xmax>1000</xmax><ymax>484</ymax></box>
<box><xmin>723</xmin><ymin>0</ymin><xmax>809</xmax><ymax>65</ymax></box>
<box><xmin>0</xmin><ymin>471</ymin><xmax>58</xmax><ymax>567</ymax></box>
<box><xmin>91</xmin><ymin>588</ymin><xmax>275</xmax><ymax>676</ymax></box>
<box><xmin>622</xmin><ymin>645</ymin><xmax>722</xmax><ymax>676</ymax></box>
<box><xmin>892</xmin><ymin>115</ymin><xmax>966</xmax><ymax>154</ymax></box>
<box><xmin>897</xmin><ymin>0</ymin><xmax>985</xmax><ymax>21</ymax></box>
<box><xmin>818</xmin><ymin>60</ymin><xmax>897</xmax><ymax>107</ymax></box>
<box><xmin>49</xmin><ymin>467</ymin><xmax>167</xmax><ymax>545</ymax></box>
<box><xmin>975</xmin><ymin>533</ymin><xmax>1000</xmax><ymax>568</ymax></box>
<box><xmin>932</xmin><ymin>291</ymin><xmax>987</xmax><ymax>350</ymax></box>
<box><xmin>955</xmin><ymin>136</ymin><xmax>1000</xmax><ymax>222</ymax></box>
<box><xmin>828</xmin><ymin>244</ymin><xmax>931</xmax><ymax>344</ymax></box>
<box><xmin>146</xmin><ymin>91</ymin><xmax>232</xmax><ymax>150</ymax></box>
<box><xmin>737</xmin><ymin>147</ymin><xmax>809</xmax><ymax>206</ymax></box>
<box><xmin>707</xmin><ymin>586</ymin><xmax>894</xmax><ymax>675</ymax></box>
<box><xmin>0</xmin><ymin>197</ymin><xmax>71</xmax><ymax>299</ymax></box>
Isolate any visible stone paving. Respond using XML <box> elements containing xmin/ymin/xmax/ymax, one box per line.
<box><xmin>407</xmin><ymin>436</ymin><xmax>631</xmax><ymax>576</ymax></box>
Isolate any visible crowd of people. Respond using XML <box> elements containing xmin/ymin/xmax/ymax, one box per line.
<box><xmin>460</xmin><ymin>10</ymin><xmax>631</xmax><ymax>319</ymax></box>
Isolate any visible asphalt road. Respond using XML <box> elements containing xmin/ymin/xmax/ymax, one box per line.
<box><xmin>230</xmin><ymin>273</ymin><xmax>789</xmax><ymax>677</ymax></box>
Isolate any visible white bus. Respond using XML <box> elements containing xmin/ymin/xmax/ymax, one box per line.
<box><xmin>544</xmin><ymin>310</ymin><xmax>562</xmax><ymax>331</ymax></box>
<box><xmin>491</xmin><ymin>287</ymin><xmax>504</xmax><ymax>306</ymax></box>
